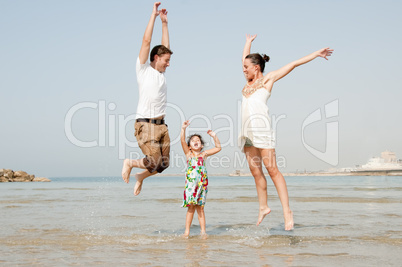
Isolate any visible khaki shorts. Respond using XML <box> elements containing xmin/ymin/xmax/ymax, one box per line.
<box><xmin>134</xmin><ymin>121</ymin><xmax>170</xmax><ymax>173</ymax></box>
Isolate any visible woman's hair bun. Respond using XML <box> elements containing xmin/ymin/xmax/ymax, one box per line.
<box><xmin>262</xmin><ymin>54</ymin><xmax>270</xmax><ymax>63</ymax></box>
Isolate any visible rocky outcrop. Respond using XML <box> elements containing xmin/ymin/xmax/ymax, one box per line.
<box><xmin>33</xmin><ymin>177</ymin><xmax>51</xmax><ymax>182</ymax></box>
<box><xmin>0</xmin><ymin>169</ymin><xmax>51</xmax><ymax>182</ymax></box>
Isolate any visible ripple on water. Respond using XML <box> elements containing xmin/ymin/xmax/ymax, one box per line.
<box><xmin>292</xmin><ymin>196</ymin><xmax>401</xmax><ymax>203</ymax></box>
<box><xmin>354</xmin><ymin>186</ymin><xmax>402</xmax><ymax>191</ymax></box>
<box><xmin>32</xmin><ymin>187</ymin><xmax>92</xmax><ymax>191</ymax></box>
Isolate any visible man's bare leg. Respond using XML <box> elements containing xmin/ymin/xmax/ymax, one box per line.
<box><xmin>122</xmin><ymin>158</ymin><xmax>147</xmax><ymax>183</ymax></box>
<box><xmin>133</xmin><ymin>169</ymin><xmax>157</xmax><ymax>196</ymax></box>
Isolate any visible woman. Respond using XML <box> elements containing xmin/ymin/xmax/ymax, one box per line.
<box><xmin>239</xmin><ymin>34</ymin><xmax>333</xmax><ymax>230</ymax></box>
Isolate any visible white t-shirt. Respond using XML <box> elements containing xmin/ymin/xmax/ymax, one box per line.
<box><xmin>135</xmin><ymin>57</ymin><xmax>167</xmax><ymax>119</ymax></box>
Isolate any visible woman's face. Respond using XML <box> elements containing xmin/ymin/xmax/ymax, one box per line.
<box><xmin>243</xmin><ymin>58</ymin><xmax>258</xmax><ymax>80</ymax></box>
<box><xmin>189</xmin><ymin>136</ymin><xmax>203</xmax><ymax>151</ymax></box>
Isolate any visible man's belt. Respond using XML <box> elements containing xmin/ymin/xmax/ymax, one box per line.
<box><xmin>136</xmin><ymin>118</ymin><xmax>165</xmax><ymax>125</ymax></box>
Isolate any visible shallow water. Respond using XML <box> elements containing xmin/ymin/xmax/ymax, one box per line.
<box><xmin>1</xmin><ymin>176</ymin><xmax>402</xmax><ymax>266</ymax></box>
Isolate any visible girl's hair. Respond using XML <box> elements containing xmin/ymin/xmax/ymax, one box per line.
<box><xmin>245</xmin><ymin>53</ymin><xmax>270</xmax><ymax>73</ymax></box>
<box><xmin>187</xmin><ymin>134</ymin><xmax>205</xmax><ymax>147</ymax></box>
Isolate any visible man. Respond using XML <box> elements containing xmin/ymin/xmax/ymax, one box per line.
<box><xmin>122</xmin><ymin>2</ymin><xmax>172</xmax><ymax>196</ymax></box>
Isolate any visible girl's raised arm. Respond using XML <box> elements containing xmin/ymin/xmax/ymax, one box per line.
<box><xmin>181</xmin><ymin>120</ymin><xmax>190</xmax><ymax>156</ymax></box>
<box><xmin>242</xmin><ymin>34</ymin><xmax>257</xmax><ymax>65</ymax></box>
<box><xmin>203</xmin><ymin>130</ymin><xmax>221</xmax><ymax>158</ymax></box>
<box><xmin>264</xmin><ymin>47</ymin><xmax>334</xmax><ymax>85</ymax></box>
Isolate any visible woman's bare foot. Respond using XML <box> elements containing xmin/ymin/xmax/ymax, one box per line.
<box><xmin>284</xmin><ymin>210</ymin><xmax>294</xmax><ymax>231</ymax></box>
<box><xmin>133</xmin><ymin>173</ymin><xmax>143</xmax><ymax>196</ymax></box>
<box><xmin>121</xmin><ymin>159</ymin><xmax>132</xmax><ymax>183</ymax></box>
<box><xmin>256</xmin><ymin>207</ymin><xmax>271</xmax><ymax>226</ymax></box>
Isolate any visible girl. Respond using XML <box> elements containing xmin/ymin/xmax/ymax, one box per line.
<box><xmin>239</xmin><ymin>34</ymin><xmax>333</xmax><ymax>230</ymax></box>
<box><xmin>181</xmin><ymin>120</ymin><xmax>221</xmax><ymax>237</ymax></box>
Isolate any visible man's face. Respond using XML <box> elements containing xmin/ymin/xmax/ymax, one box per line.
<box><xmin>155</xmin><ymin>53</ymin><xmax>171</xmax><ymax>73</ymax></box>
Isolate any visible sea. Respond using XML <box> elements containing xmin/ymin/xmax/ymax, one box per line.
<box><xmin>1</xmin><ymin>175</ymin><xmax>402</xmax><ymax>266</ymax></box>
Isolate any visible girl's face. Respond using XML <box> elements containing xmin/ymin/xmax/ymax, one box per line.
<box><xmin>243</xmin><ymin>58</ymin><xmax>258</xmax><ymax>80</ymax></box>
<box><xmin>189</xmin><ymin>136</ymin><xmax>203</xmax><ymax>151</ymax></box>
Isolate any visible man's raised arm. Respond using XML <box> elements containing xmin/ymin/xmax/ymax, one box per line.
<box><xmin>139</xmin><ymin>2</ymin><xmax>161</xmax><ymax>64</ymax></box>
<box><xmin>159</xmin><ymin>8</ymin><xmax>170</xmax><ymax>49</ymax></box>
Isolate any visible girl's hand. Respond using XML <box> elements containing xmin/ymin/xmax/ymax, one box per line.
<box><xmin>246</xmin><ymin>34</ymin><xmax>257</xmax><ymax>43</ymax></box>
<box><xmin>160</xmin><ymin>8</ymin><xmax>168</xmax><ymax>23</ymax></box>
<box><xmin>316</xmin><ymin>47</ymin><xmax>334</xmax><ymax>60</ymax></box>
<box><xmin>207</xmin><ymin>130</ymin><xmax>216</xmax><ymax>137</ymax></box>
<box><xmin>153</xmin><ymin>2</ymin><xmax>161</xmax><ymax>16</ymax></box>
<box><xmin>182</xmin><ymin>120</ymin><xmax>190</xmax><ymax>129</ymax></box>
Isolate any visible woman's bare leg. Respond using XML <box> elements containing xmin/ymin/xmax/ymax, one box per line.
<box><xmin>244</xmin><ymin>146</ymin><xmax>271</xmax><ymax>226</ymax></box>
<box><xmin>260</xmin><ymin>148</ymin><xmax>294</xmax><ymax>230</ymax></box>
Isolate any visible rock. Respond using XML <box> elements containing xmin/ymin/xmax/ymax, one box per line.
<box><xmin>0</xmin><ymin>169</ymin><xmax>48</xmax><ymax>182</ymax></box>
<box><xmin>13</xmin><ymin>170</ymin><xmax>29</xmax><ymax>177</ymax></box>
<box><xmin>4</xmin><ymin>169</ymin><xmax>14</xmax><ymax>179</ymax></box>
<box><xmin>11</xmin><ymin>170</ymin><xmax>33</xmax><ymax>182</ymax></box>
<box><xmin>12</xmin><ymin>177</ymin><xmax>32</xmax><ymax>182</ymax></box>
<box><xmin>33</xmin><ymin>177</ymin><xmax>51</xmax><ymax>182</ymax></box>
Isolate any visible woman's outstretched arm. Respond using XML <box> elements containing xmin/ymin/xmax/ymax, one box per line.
<box><xmin>242</xmin><ymin>34</ymin><xmax>257</xmax><ymax>65</ymax></box>
<box><xmin>265</xmin><ymin>47</ymin><xmax>334</xmax><ymax>84</ymax></box>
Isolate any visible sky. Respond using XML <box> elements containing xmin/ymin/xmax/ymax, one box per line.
<box><xmin>1</xmin><ymin>0</ymin><xmax>402</xmax><ymax>177</ymax></box>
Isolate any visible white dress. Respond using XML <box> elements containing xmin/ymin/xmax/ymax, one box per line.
<box><xmin>239</xmin><ymin>78</ymin><xmax>276</xmax><ymax>152</ymax></box>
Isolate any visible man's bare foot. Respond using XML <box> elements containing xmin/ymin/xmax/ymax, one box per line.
<box><xmin>284</xmin><ymin>210</ymin><xmax>294</xmax><ymax>231</ymax></box>
<box><xmin>121</xmin><ymin>159</ymin><xmax>132</xmax><ymax>183</ymax></box>
<box><xmin>133</xmin><ymin>173</ymin><xmax>143</xmax><ymax>196</ymax></box>
<box><xmin>256</xmin><ymin>207</ymin><xmax>271</xmax><ymax>226</ymax></box>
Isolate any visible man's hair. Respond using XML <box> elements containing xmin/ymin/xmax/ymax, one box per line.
<box><xmin>150</xmin><ymin>45</ymin><xmax>173</xmax><ymax>62</ymax></box>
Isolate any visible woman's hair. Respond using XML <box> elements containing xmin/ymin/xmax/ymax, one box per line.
<box><xmin>187</xmin><ymin>134</ymin><xmax>205</xmax><ymax>147</ymax></box>
<box><xmin>245</xmin><ymin>53</ymin><xmax>270</xmax><ymax>73</ymax></box>
<box><xmin>150</xmin><ymin>45</ymin><xmax>173</xmax><ymax>62</ymax></box>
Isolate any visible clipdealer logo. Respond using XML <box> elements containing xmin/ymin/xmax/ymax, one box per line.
<box><xmin>301</xmin><ymin>99</ymin><xmax>339</xmax><ymax>166</ymax></box>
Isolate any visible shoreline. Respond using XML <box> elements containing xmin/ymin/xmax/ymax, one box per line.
<box><xmin>150</xmin><ymin>170</ymin><xmax>402</xmax><ymax>177</ymax></box>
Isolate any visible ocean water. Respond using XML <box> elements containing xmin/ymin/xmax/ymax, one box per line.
<box><xmin>1</xmin><ymin>175</ymin><xmax>402</xmax><ymax>266</ymax></box>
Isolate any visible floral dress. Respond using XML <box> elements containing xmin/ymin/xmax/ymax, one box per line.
<box><xmin>182</xmin><ymin>152</ymin><xmax>208</xmax><ymax>207</ymax></box>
